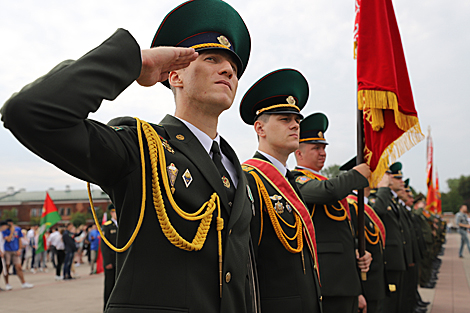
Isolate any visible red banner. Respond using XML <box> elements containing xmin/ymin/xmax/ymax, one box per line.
<box><xmin>356</xmin><ymin>0</ymin><xmax>424</xmax><ymax>186</ymax></box>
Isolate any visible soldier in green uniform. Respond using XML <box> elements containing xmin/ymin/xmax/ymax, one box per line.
<box><xmin>101</xmin><ymin>204</ymin><xmax>118</xmax><ymax>310</ymax></box>
<box><xmin>291</xmin><ymin>113</ymin><xmax>372</xmax><ymax>313</ymax></box>
<box><xmin>240</xmin><ymin>69</ymin><xmax>322</xmax><ymax>313</ymax></box>
<box><xmin>1</xmin><ymin>1</ymin><xmax>258</xmax><ymax>312</ymax></box>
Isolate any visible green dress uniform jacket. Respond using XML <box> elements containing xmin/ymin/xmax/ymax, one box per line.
<box><xmin>291</xmin><ymin>168</ymin><xmax>368</xmax><ymax>306</ymax></box>
<box><xmin>101</xmin><ymin>220</ymin><xmax>118</xmax><ymax>308</ymax></box>
<box><xmin>1</xmin><ymin>29</ymin><xmax>256</xmax><ymax>313</ymax></box>
<box><xmin>244</xmin><ymin>153</ymin><xmax>322</xmax><ymax>313</ymax></box>
<box><xmin>370</xmin><ymin>188</ymin><xmax>406</xmax><ymax>272</ymax></box>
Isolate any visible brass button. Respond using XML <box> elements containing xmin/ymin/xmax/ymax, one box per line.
<box><xmin>320</xmin><ymin>296</ymin><xmax>322</xmax><ymax>301</ymax></box>
<box><xmin>403</xmin><ymin>241</ymin><xmax>406</xmax><ymax>244</ymax></box>
<box><xmin>229</xmin><ymin>229</ymin><xmax>232</xmax><ymax>236</ymax></box>
<box><xmin>228</xmin><ymin>202</ymin><xmax>233</xmax><ymax>207</ymax></box>
<box><xmin>225</xmin><ymin>272</ymin><xmax>232</xmax><ymax>283</ymax></box>
<box><xmin>384</xmin><ymin>261</ymin><xmax>387</xmax><ymax>264</ymax></box>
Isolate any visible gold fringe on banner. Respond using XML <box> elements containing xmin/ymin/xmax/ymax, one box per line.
<box><xmin>365</xmin><ymin>122</ymin><xmax>424</xmax><ymax>187</ymax></box>
<box><xmin>358</xmin><ymin>90</ymin><xmax>420</xmax><ymax>132</ymax></box>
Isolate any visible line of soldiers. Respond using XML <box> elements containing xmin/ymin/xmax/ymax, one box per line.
<box><xmin>1</xmin><ymin>1</ymin><xmax>446</xmax><ymax>313</ymax></box>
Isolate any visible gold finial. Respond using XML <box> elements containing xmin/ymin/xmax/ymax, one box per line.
<box><xmin>217</xmin><ymin>35</ymin><xmax>231</xmax><ymax>48</ymax></box>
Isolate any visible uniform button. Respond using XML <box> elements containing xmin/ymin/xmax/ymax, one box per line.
<box><xmin>228</xmin><ymin>202</ymin><xmax>233</xmax><ymax>207</ymax></box>
<box><xmin>228</xmin><ymin>229</ymin><xmax>232</xmax><ymax>236</ymax></box>
<box><xmin>225</xmin><ymin>272</ymin><xmax>232</xmax><ymax>283</ymax></box>
<box><xmin>384</xmin><ymin>261</ymin><xmax>387</xmax><ymax>265</ymax></box>
<box><xmin>403</xmin><ymin>241</ymin><xmax>406</xmax><ymax>244</ymax></box>
<box><xmin>320</xmin><ymin>296</ymin><xmax>322</xmax><ymax>301</ymax></box>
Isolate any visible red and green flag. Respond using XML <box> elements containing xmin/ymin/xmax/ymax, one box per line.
<box><xmin>36</xmin><ymin>192</ymin><xmax>61</xmax><ymax>254</ymax></box>
<box><xmin>355</xmin><ymin>0</ymin><xmax>424</xmax><ymax>186</ymax></box>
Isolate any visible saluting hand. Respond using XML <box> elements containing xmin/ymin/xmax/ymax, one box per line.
<box><xmin>137</xmin><ymin>47</ymin><xmax>198</xmax><ymax>87</ymax></box>
<box><xmin>377</xmin><ymin>173</ymin><xmax>392</xmax><ymax>188</ymax></box>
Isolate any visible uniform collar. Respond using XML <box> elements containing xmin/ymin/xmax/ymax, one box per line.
<box><xmin>257</xmin><ymin>150</ymin><xmax>288</xmax><ymax>176</ymax></box>
<box><xmin>175</xmin><ymin>116</ymin><xmax>220</xmax><ymax>156</ymax></box>
<box><xmin>295</xmin><ymin>165</ymin><xmax>321</xmax><ymax>176</ymax></box>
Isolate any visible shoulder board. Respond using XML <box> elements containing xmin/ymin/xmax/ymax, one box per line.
<box><xmin>104</xmin><ymin>221</ymin><xmax>112</xmax><ymax>226</ymax></box>
<box><xmin>242</xmin><ymin>164</ymin><xmax>254</xmax><ymax>172</ymax></box>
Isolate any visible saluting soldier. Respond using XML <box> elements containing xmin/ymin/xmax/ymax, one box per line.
<box><xmin>1</xmin><ymin>1</ymin><xmax>259</xmax><ymax>312</ymax></box>
<box><xmin>341</xmin><ymin>158</ymin><xmax>388</xmax><ymax>313</ymax></box>
<box><xmin>101</xmin><ymin>204</ymin><xmax>118</xmax><ymax>310</ymax></box>
<box><xmin>240</xmin><ymin>69</ymin><xmax>322</xmax><ymax>312</ymax></box>
<box><xmin>291</xmin><ymin>113</ymin><xmax>371</xmax><ymax>313</ymax></box>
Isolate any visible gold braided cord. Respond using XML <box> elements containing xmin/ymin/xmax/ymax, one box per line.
<box><xmin>323</xmin><ymin>204</ymin><xmax>348</xmax><ymax>221</ymax></box>
<box><xmin>255</xmin><ymin>104</ymin><xmax>299</xmax><ymax>116</ymax></box>
<box><xmin>349</xmin><ymin>201</ymin><xmax>380</xmax><ymax>246</ymax></box>
<box><xmin>365</xmin><ymin>226</ymin><xmax>380</xmax><ymax>245</ymax></box>
<box><xmin>191</xmin><ymin>43</ymin><xmax>230</xmax><ymax>50</ymax></box>
<box><xmin>87</xmin><ymin>115</ymin><xmax>150</xmax><ymax>253</ymax></box>
<box><xmin>139</xmin><ymin>119</ymin><xmax>223</xmax><ymax>253</ymax></box>
<box><xmin>88</xmin><ymin>118</ymin><xmax>223</xmax><ymax>258</ymax></box>
<box><xmin>248</xmin><ymin>171</ymin><xmax>303</xmax><ymax>253</ymax></box>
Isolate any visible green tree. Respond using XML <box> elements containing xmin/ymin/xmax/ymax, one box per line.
<box><xmin>321</xmin><ymin>164</ymin><xmax>340</xmax><ymax>179</ymax></box>
<box><xmin>30</xmin><ymin>216</ymin><xmax>41</xmax><ymax>226</ymax></box>
<box><xmin>71</xmin><ymin>212</ymin><xmax>87</xmax><ymax>228</ymax></box>
<box><xmin>2</xmin><ymin>208</ymin><xmax>19</xmax><ymax>224</ymax></box>
<box><xmin>441</xmin><ymin>175</ymin><xmax>470</xmax><ymax>213</ymax></box>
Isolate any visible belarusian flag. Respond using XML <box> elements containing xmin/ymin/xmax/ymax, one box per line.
<box><xmin>36</xmin><ymin>192</ymin><xmax>61</xmax><ymax>254</ymax></box>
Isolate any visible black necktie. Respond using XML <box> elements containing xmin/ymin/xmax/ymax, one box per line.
<box><xmin>211</xmin><ymin>141</ymin><xmax>235</xmax><ymax>206</ymax></box>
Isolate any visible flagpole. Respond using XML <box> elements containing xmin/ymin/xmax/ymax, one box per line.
<box><xmin>357</xmin><ymin>107</ymin><xmax>367</xmax><ymax>281</ymax></box>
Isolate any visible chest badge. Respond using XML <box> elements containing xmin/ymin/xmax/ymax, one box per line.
<box><xmin>286</xmin><ymin>203</ymin><xmax>292</xmax><ymax>213</ymax></box>
<box><xmin>176</xmin><ymin>134</ymin><xmax>185</xmax><ymax>141</ymax></box>
<box><xmin>270</xmin><ymin>195</ymin><xmax>284</xmax><ymax>214</ymax></box>
<box><xmin>166</xmin><ymin>163</ymin><xmax>179</xmax><ymax>194</ymax></box>
<box><xmin>182</xmin><ymin>169</ymin><xmax>193</xmax><ymax>188</ymax></box>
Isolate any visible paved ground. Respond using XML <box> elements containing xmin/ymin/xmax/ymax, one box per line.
<box><xmin>1</xmin><ymin>232</ymin><xmax>469</xmax><ymax>312</ymax></box>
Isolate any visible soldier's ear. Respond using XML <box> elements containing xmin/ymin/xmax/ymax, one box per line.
<box><xmin>169</xmin><ymin>70</ymin><xmax>184</xmax><ymax>89</ymax></box>
<box><xmin>254</xmin><ymin>120</ymin><xmax>266</xmax><ymax>138</ymax></box>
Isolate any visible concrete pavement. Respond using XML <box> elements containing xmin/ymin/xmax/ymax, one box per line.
<box><xmin>1</xmin><ymin>232</ymin><xmax>470</xmax><ymax>312</ymax></box>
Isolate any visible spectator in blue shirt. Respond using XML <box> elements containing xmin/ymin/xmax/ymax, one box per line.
<box><xmin>88</xmin><ymin>224</ymin><xmax>100</xmax><ymax>274</ymax></box>
<box><xmin>1</xmin><ymin>219</ymin><xmax>33</xmax><ymax>290</ymax></box>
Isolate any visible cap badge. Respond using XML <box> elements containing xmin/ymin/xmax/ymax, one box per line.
<box><xmin>217</xmin><ymin>35</ymin><xmax>231</xmax><ymax>48</ymax></box>
<box><xmin>286</xmin><ymin>96</ymin><xmax>296</xmax><ymax>105</ymax></box>
<box><xmin>318</xmin><ymin>131</ymin><xmax>323</xmax><ymax>138</ymax></box>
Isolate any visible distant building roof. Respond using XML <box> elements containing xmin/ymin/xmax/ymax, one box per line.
<box><xmin>0</xmin><ymin>187</ymin><xmax>110</xmax><ymax>205</ymax></box>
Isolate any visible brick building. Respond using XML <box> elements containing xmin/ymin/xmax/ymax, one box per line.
<box><xmin>0</xmin><ymin>186</ymin><xmax>111</xmax><ymax>227</ymax></box>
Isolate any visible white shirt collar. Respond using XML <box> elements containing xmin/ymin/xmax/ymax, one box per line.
<box><xmin>257</xmin><ymin>151</ymin><xmax>288</xmax><ymax>176</ymax></box>
<box><xmin>391</xmin><ymin>190</ymin><xmax>398</xmax><ymax>198</ymax></box>
<box><xmin>176</xmin><ymin>117</ymin><xmax>219</xmax><ymax>155</ymax></box>
<box><xmin>295</xmin><ymin>165</ymin><xmax>322</xmax><ymax>176</ymax></box>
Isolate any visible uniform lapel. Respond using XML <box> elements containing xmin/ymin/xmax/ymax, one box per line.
<box><xmin>159</xmin><ymin>115</ymin><xmax>231</xmax><ymax>215</ymax></box>
<box><xmin>220</xmin><ymin>138</ymin><xmax>250</xmax><ymax>228</ymax></box>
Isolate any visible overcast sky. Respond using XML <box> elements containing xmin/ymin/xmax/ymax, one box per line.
<box><xmin>0</xmin><ymin>0</ymin><xmax>469</xmax><ymax>196</ymax></box>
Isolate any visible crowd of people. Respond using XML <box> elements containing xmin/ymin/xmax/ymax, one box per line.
<box><xmin>0</xmin><ymin>219</ymin><xmax>107</xmax><ymax>290</ymax></box>
<box><xmin>0</xmin><ymin>0</ymin><xmax>454</xmax><ymax>312</ymax></box>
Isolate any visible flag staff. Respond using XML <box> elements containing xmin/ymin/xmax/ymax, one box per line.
<box><xmin>356</xmin><ymin>103</ymin><xmax>367</xmax><ymax>281</ymax></box>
